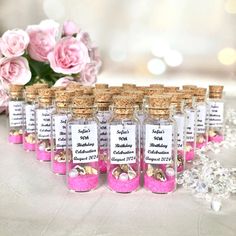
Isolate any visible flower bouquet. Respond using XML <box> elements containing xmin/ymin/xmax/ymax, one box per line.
<box><xmin>0</xmin><ymin>19</ymin><xmax>102</xmax><ymax>113</ymax></box>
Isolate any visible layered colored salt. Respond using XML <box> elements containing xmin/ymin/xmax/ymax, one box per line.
<box><xmin>208</xmin><ymin>135</ymin><xmax>224</xmax><ymax>143</ymax></box>
<box><xmin>107</xmin><ymin>172</ymin><xmax>140</xmax><ymax>193</ymax></box>
<box><xmin>67</xmin><ymin>174</ymin><xmax>98</xmax><ymax>192</ymax></box>
<box><xmin>144</xmin><ymin>174</ymin><xmax>176</xmax><ymax>193</ymax></box>
<box><xmin>177</xmin><ymin>150</ymin><xmax>184</xmax><ymax>173</ymax></box>
<box><xmin>185</xmin><ymin>142</ymin><xmax>195</xmax><ymax>162</ymax></box>
<box><xmin>196</xmin><ymin>141</ymin><xmax>207</xmax><ymax>149</ymax></box>
<box><xmin>98</xmin><ymin>149</ymin><xmax>108</xmax><ymax>173</ymax></box>
<box><xmin>36</xmin><ymin>145</ymin><xmax>51</xmax><ymax>161</ymax></box>
<box><xmin>8</xmin><ymin>134</ymin><xmax>22</xmax><ymax>144</ymax></box>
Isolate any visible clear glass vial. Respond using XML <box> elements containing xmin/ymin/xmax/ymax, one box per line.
<box><xmin>194</xmin><ymin>88</ymin><xmax>208</xmax><ymax>149</ymax></box>
<box><xmin>207</xmin><ymin>85</ymin><xmax>224</xmax><ymax>143</ymax></box>
<box><xmin>35</xmin><ymin>88</ymin><xmax>54</xmax><ymax>161</ymax></box>
<box><xmin>8</xmin><ymin>84</ymin><xmax>24</xmax><ymax>144</ymax></box>
<box><xmin>143</xmin><ymin>95</ymin><xmax>177</xmax><ymax>193</ymax></box>
<box><xmin>94</xmin><ymin>91</ymin><xmax>113</xmax><ymax>174</ymax></box>
<box><xmin>67</xmin><ymin>96</ymin><xmax>99</xmax><ymax>192</ymax></box>
<box><xmin>169</xmin><ymin>93</ymin><xmax>186</xmax><ymax>173</ymax></box>
<box><xmin>51</xmin><ymin>91</ymin><xmax>73</xmax><ymax>175</ymax></box>
<box><xmin>183</xmin><ymin>92</ymin><xmax>196</xmax><ymax>163</ymax></box>
<box><xmin>23</xmin><ymin>86</ymin><xmax>37</xmax><ymax>151</ymax></box>
<box><xmin>107</xmin><ymin>96</ymin><xmax>140</xmax><ymax>193</ymax></box>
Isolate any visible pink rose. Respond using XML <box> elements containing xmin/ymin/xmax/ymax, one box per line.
<box><xmin>53</xmin><ymin>76</ymin><xmax>74</xmax><ymax>87</ymax></box>
<box><xmin>77</xmin><ymin>31</ymin><xmax>92</xmax><ymax>48</ymax></box>
<box><xmin>0</xmin><ymin>29</ymin><xmax>29</xmax><ymax>58</ymax></box>
<box><xmin>0</xmin><ymin>57</ymin><xmax>31</xmax><ymax>87</ymax></box>
<box><xmin>89</xmin><ymin>46</ymin><xmax>102</xmax><ymax>72</ymax></box>
<box><xmin>78</xmin><ymin>63</ymin><xmax>97</xmax><ymax>85</ymax></box>
<box><xmin>48</xmin><ymin>36</ymin><xmax>90</xmax><ymax>75</ymax></box>
<box><xmin>0</xmin><ymin>84</ymin><xmax>9</xmax><ymax>113</ymax></box>
<box><xmin>62</xmin><ymin>20</ymin><xmax>79</xmax><ymax>36</ymax></box>
<box><xmin>26</xmin><ymin>19</ymin><xmax>59</xmax><ymax>62</ymax></box>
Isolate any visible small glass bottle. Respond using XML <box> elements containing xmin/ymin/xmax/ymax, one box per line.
<box><xmin>35</xmin><ymin>88</ymin><xmax>54</xmax><ymax>161</ymax></box>
<box><xmin>8</xmin><ymin>85</ymin><xmax>24</xmax><ymax>144</ymax></box>
<box><xmin>183</xmin><ymin>91</ymin><xmax>196</xmax><ymax>162</ymax></box>
<box><xmin>207</xmin><ymin>85</ymin><xmax>224</xmax><ymax>143</ymax></box>
<box><xmin>94</xmin><ymin>91</ymin><xmax>113</xmax><ymax>173</ymax></box>
<box><xmin>195</xmin><ymin>88</ymin><xmax>208</xmax><ymax>149</ymax></box>
<box><xmin>51</xmin><ymin>91</ymin><xmax>73</xmax><ymax>175</ymax></box>
<box><xmin>67</xmin><ymin>96</ymin><xmax>99</xmax><ymax>192</ymax></box>
<box><xmin>143</xmin><ymin>95</ymin><xmax>177</xmax><ymax>193</ymax></box>
<box><xmin>107</xmin><ymin>96</ymin><xmax>140</xmax><ymax>193</ymax></box>
<box><xmin>23</xmin><ymin>86</ymin><xmax>37</xmax><ymax>151</ymax></box>
<box><xmin>170</xmin><ymin>93</ymin><xmax>186</xmax><ymax>173</ymax></box>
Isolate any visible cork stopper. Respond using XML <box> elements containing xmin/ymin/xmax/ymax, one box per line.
<box><xmin>113</xmin><ymin>96</ymin><xmax>135</xmax><ymax>108</ymax></box>
<box><xmin>209</xmin><ymin>85</ymin><xmax>224</xmax><ymax>99</ymax></box>
<box><xmin>82</xmin><ymin>86</ymin><xmax>93</xmax><ymax>95</ymax></box>
<box><xmin>25</xmin><ymin>86</ymin><xmax>37</xmax><ymax>100</ymax></box>
<box><xmin>95</xmin><ymin>92</ymin><xmax>113</xmax><ymax>103</ymax></box>
<box><xmin>72</xmin><ymin>96</ymin><xmax>94</xmax><ymax>107</ymax></box>
<box><xmin>10</xmin><ymin>84</ymin><xmax>24</xmax><ymax>92</ymax></box>
<box><xmin>109</xmin><ymin>86</ymin><xmax>122</xmax><ymax>95</ymax></box>
<box><xmin>51</xmin><ymin>86</ymin><xmax>66</xmax><ymax>92</ymax></box>
<box><xmin>164</xmin><ymin>86</ymin><xmax>179</xmax><ymax>92</ymax></box>
<box><xmin>95</xmin><ymin>83</ymin><xmax>109</xmax><ymax>89</ymax></box>
<box><xmin>194</xmin><ymin>88</ymin><xmax>207</xmax><ymax>102</ymax></box>
<box><xmin>33</xmin><ymin>83</ymin><xmax>49</xmax><ymax>89</ymax></box>
<box><xmin>150</xmin><ymin>84</ymin><xmax>164</xmax><ymax>88</ymax></box>
<box><xmin>182</xmin><ymin>90</ymin><xmax>194</xmax><ymax>107</ymax></box>
<box><xmin>66</xmin><ymin>82</ymin><xmax>82</xmax><ymax>90</ymax></box>
<box><xmin>148</xmin><ymin>95</ymin><xmax>171</xmax><ymax>109</ymax></box>
<box><xmin>55</xmin><ymin>90</ymin><xmax>74</xmax><ymax>102</ymax></box>
<box><xmin>122</xmin><ymin>91</ymin><xmax>144</xmax><ymax>103</ymax></box>
<box><xmin>146</xmin><ymin>88</ymin><xmax>164</xmax><ymax>96</ymax></box>
<box><xmin>122</xmin><ymin>83</ymin><xmax>136</xmax><ymax>89</ymax></box>
<box><xmin>38</xmin><ymin>88</ymin><xmax>54</xmax><ymax>98</ymax></box>
<box><xmin>182</xmin><ymin>85</ymin><xmax>197</xmax><ymax>90</ymax></box>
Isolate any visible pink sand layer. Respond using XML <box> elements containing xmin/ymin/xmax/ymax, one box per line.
<box><xmin>23</xmin><ymin>141</ymin><xmax>35</xmax><ymax>151</ymax></box>
<box><xmin>99</xmin><ymin>160</ymin><xmax>107</xmax><ymax>174</ymax></box>
<box><xmin>144</xmin><ymin>174</ymin><xmax>176</xmax><ymax>193</ymax></box>
<box><xmin>8</xmin><ymin>134</ymin><xmax>22</xmax><ymax>144</ymax></box>
<box><xmin>196</xmin><ymin>141</ymin><xmax>207</xmax><ymax>149</ymax></box>
<box><xmin>98</xmin><ymin>149</ymin><xmax>108</xmax><ymax>173</ymax></box>
<box><xmin>52</xmin><ymin>161</ymin><xmax>66</xmax><ymax>175</ymax></box>
<box><xmin>185</xmin><ymin>150</ymin><xmax>194</xmax><ymax>162</ymax></box>
<box><xmin>208</xmin><ymin>135</ymin><xmax>224</xmax><ymax>143</ymax></box>
<box><xmin>36</xmin><ymin>146</ymin><xmax>51</xmax><ymax>161</ymax></box>
<box><xmin>107</xmin><ymin>172</ymin><xmax>140</xmax><ymax>193</ymax></box>
<box><xmin>67</xmin><ymin>174</ymin><xmax>98</xmax><ymax>192</ymax></box>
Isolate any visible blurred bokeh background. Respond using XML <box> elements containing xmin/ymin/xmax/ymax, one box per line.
<box><xmin>1</xmin><ymin>0</ymin><xmax>236</xmax><ymax>94</ymax></box>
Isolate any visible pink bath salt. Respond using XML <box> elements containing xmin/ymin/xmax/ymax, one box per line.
<box><xmin>144</xmin><ymin>174</ymin><xmax>176</xmax><ymax>193</ymax></box>
<box><xmin>99</xmin><ymin>160</ymin><xmax>107</xmax><ymax>174</ymax></box>
<box><xmin>177</xmin><ymin>165</ymin><xmax>184</xmax><ymax>173</ymax></box>
<box><xmin>108</xmin><ymin>172</ymin><xmax>140</xmax><ymax>193</ymax></box>
<box><xmin>67</xmin><ymin>174</ymin><xmax>99</xmax><ymax>192</ymax></box>
<box><xmin>208</xmin><ymin>135</ymin><xmax>224</xmax><ymax>143</ymax></box>
<box><xmin>196</xmin><ymin>141</ymin><xmax>207</xmax><ymax>149</ymax></box>
<box><xmin>36</xmin><ymin>146</ymin><xmax>51</xmax><ymax>161</ymax></box>
<box><xmin>185</xmin><ymin>150</ymin><xmax>194</xmax><ymax>162</ymax></box>
<box><xmin>52</xmin><ymin>161</ymin><xmax>66</xmax><ymax>175</ymax></box>
<box><xmin>23</xmin><ymin>141</ymin><xmax>35</xmax><ymax>151</ymax></box>
<box><xmin>8</xmin><ymin>134</ymin><xmax>23</xmax><ymax>144</ymax></box>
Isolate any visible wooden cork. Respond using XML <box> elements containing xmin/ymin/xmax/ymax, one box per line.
<box><xmin>95</xmin><ymin>83</ymin><xmax>109</xmax><ymax>89</ymax></box>
<box><xmin>146</xmin><ymin>88</ymin><xmax>164</xmax><ymax>96</ymax></box>
<box><xmin>150</xmin><ymin>84</ymin><xmax>164</xmax><ymax>88</ymax></box>
<box><xmin>164</xmin><ymin>86</ymin><xmax>179</xmax><ymax>92</ymax></box>
<box><xmin>148</xmin><ymin>95</ymin><xmax>171</xmax><ymax>108</ymax></box>
<box><xmin>209</xmin><ymin>85</ymin><xmax>224</xmax><ymax>93</ymax></box>
<box><xmin>55</xmin><ymin>91</ymin><xmax>74</xmax><ymax>102</ymax></box>
<box><xmin>33</xmin><ymin>83</ymin><xmax>49</xmax><ymax>89</ymax></box>
<box><xmin>95</xmin><ymin>92</ymin><xmax>113</xmax><ymax>102</ymax></box>
<box><xmin>113</xmin><ymin>96</ymin><xmax>135</xmax><ymax>108</ymax></box>
<box><xmin>10</xmin><ymin>84</ymin><xmax>24</xmax><ymax>92</ymax></box>
<box><xmin>38</xmin><ymin>88</ymin><xmax>54</xmax><ymax>97</ymax></box>
<box><xmin>72</xmin><ymin>96</ymin><xmax>94</xmax><ymax>107</ymax></box>
<box><xmin>182</xmin><ymin>85</ymin><xmax>197</xmax><ymax>90</ymax></box>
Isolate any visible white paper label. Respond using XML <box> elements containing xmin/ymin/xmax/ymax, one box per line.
<box><xmin>9</xmin><ymin>101</ymin><xmax>23</xmax><ymax>127</ymax></box>
<box><xmin>54</xmin><ymin>115</ymin><xmax>68</xmax><ymax>149</ymax></box>
<box><xmin>71</xmin><ymin>124</ymin><xmax>98</xmax><ymax>163</ymax></box>
<box><xmin>186</xmin><ymin>110</ymin><xmax>195</xmax><ymax>142</ymax></box>
<box><xmin>110</xmin><ymin>125</ymin><xmax>136</xmax><ymax>164</ymax></box>
<box><xmin>25</xmin><ymin>104</ymin><xmax>35</xmax><ymax>133</ymax></box>
<box><xmin>97</xmin><ymin>112</ymin><xmax>111</xmax><ymax>149</ymax></box>
<box><xmin>208</xmin><ymin>101</ymin><xmax>224</xmax><ymax>127</ymax></box>
<box><xmin>196</xmin><ymin>104</ymin><xmax>206</xmax><ymax>133</ymax></box>
<box><xmin>145</xmin><ymin>124</ymin><xmax>173</xmax><ymax>164</ymax></box>
<box><xmin>173</xmin><ymin>114</ymin><xmax>184</xmax><ymax>149</ymax></box>
<box><xmin>36</xmin><ymin>108</ymin><xmax>53</xmax><ymax>139</ymax></box>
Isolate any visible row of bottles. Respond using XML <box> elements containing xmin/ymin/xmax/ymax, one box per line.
<box><xmin>7</xmin><ymin>83</ymin><xmax>225</xmax><ymax>193</ymax></box>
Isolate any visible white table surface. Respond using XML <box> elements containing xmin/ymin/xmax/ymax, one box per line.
<box><xmin>0</xmin><ymin>113</ymin><xmax>236</xmax><ymax>236</ymax></box>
